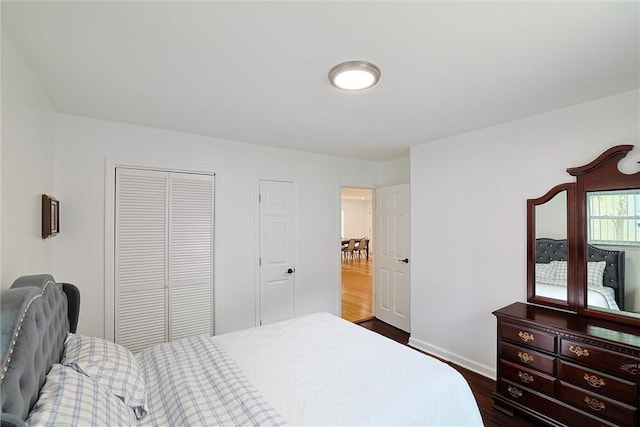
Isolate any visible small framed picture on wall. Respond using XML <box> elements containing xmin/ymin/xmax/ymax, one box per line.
<box><xmin>42</xmin><ymin>194</ymin><xmax>59</xmax><ymax>238</ymax></box>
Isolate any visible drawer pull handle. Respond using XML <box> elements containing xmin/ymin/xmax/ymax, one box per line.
<box><xmin>508</xmin><ymin>385</ymin><xmax>523</xmax><ymax>398</ymax></box>
<box><xmin>584</xmin><ymin>396</ymin><xmax>605</xmax><ymax>411</ymax></box>
<box><xmin>569</xmin><ymin>345</ymin><xmax>590</xmax><ymax>357</ymax></box>
<box><xmin>584</xmin><ymin>373</ymin><xmax>605</xmax><ymax>388</ymax></box>
<box><xmin>518</xmin><ymin>331</ymin><xmax>535</xmax><ymax>343</ymax></box>
<box><xmin>518</xmin><ymin>351</ymin><xmax>534</xmax><ymax>364</ymax></box>
<box><xmin>518</xmin><ymin>371</ymin><xmax>534</xmax><ymax>384</ymax></box>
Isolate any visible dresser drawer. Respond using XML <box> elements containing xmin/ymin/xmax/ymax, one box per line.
<box><xmin>559</xmin><ymin>360</ymin><xmax>637</xmax><ymax>406</ymax></box>
<box><xmin>561</xmin><ymin>339</ymin><xmax>640</xmax><ymax>381</ymax></box>
<box><xmin>501</xmin><ymin>342</ymin><xmax>555</xmax><ymax>376</ymax></box>
<box><xmin>501</xmin><ymin>360</ymin><xmax>555</xmax><ymax>395</ymax></box>
<box><xmin>559</xmin><ymin>382</ymin><xmax>637</xmax><ymax>426</ymax></box>
<box><xmin>498</xmin><ymin>380</ymin><xmax>617</xmax><ymax>427</ymax></box>
<box><xmin>501</xmin><ymin>321</ymin><xmax>556</xmax><ymax>352</ymax></box>
<box><xmin>498</xmin><ymin>380</ymin><xmax>553</xmax><ymax>414</ymax></box>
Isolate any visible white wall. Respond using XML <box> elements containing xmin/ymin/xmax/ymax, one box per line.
<box><xmin>1</xmin><ymin>32</ymin><xmax>57</xmax><ymax>287</ymax></box>
<box><xmin>342</xmin><ymin>199</ymin><xmax>372</xmax><ymax>240</ymax></box>
<box><xmin>409</xmin><ymin>90</ymin><xmax>640</xmax><ymax>379</ymax></box>
<box><xmin>377</xmin><ymin>157</ymin><xmax>409</xmax><ymax>186</ymax></box>
<box><xmin>623</xmin><ymin>247</ymin><xmax>640</xmax><ymax>312</ymax></box>
<box><xmin>535</xmin><ymin>191</ymin><xmax>568</xmax><ymax>239</ymax></box>
<box><xmin>51</xmin><ymin>114</ymin><xmax>406</xmax><ymax>338</ymax></box>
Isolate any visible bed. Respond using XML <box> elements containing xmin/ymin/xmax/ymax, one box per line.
<box><xmin>1</xmin><ymin>274</ymin><xmax>483</xmax><ymax>427</ymax></box>
<box><xmin>534</xmin><ymin>238</ymin><xmax>625</xmax><ymax>310</ymax></box>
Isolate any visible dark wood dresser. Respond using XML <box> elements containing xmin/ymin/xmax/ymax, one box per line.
<box><xmin>494</xmin><ymin>302</ymin><xmax>640</xmax><ymax>426</ymax></box>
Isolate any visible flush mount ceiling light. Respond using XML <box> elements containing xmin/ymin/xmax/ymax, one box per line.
<box><xmin>328</xmin><ymin>61</ymin><xmax>381</xmax><ymax>91</ymax></box>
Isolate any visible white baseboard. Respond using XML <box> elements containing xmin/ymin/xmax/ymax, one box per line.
<box><xmin>408</xmin><ymin>336</ymin><xmax>496</xmax><ymax>380</ymax></box>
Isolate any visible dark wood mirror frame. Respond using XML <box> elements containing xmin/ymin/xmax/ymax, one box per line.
<box><xmin>568</xmin><ymin>144</ymin><xmax>640</xmax><ymax>326</ymax></box>
<box><xmin>526</xmin><ymin>182</ymin><xmax>576</xmax><ymax>311</ymax></box>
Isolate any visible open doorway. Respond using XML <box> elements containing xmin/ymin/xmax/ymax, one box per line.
<box><xmin>340</xmin><ymin>187</ymin><xmax>373</xmax><ymax>322</ymax></box>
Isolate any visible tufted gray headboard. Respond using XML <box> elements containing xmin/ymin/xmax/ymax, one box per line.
<box><xmin>0</xmin><ymin>275</ymin><xmax>80</xmax><ymax>426</ymax></box>
<box><xmin>535</xmin><ymin>238</ymin><xmax>626</xmax><ymax>309</ymax></box>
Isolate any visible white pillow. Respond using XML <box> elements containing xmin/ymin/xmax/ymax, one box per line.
<box><xmin>535</xmin><ymin>263</ymin><xmax>557</xmax><ymax>282</ymax></box>
<box><xmin>541</xmin><ymin>260</ymin><xmax>607</xmax><ymax>290</ymax></box>
<box><xmin>62</xmin><ymin>334</ymin><xmax>147</xmax><ymax>418</ymax></box>
<box><xmin>550</xmin><ymin>260</ymin><xmax>568</xmax><ymax>284</ymax></box>
<box><xmin>587</xmin><ymin>260</ymin><xmax>607</xmax><ymax>289</ymax></box>
<box><xmin>26</xmin><ymin>364</ymin><xmax>135</xmax><ymax>427</ymax></box>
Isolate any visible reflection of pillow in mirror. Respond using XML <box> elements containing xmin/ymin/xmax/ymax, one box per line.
<box><xmin>535</xmin><ymin>263</ymin><xmax>557</xmax><ymax>282</ymax></box>
<box><xmin>547</xmin><ymin>260</ymin><xmax>607</xmax><ymax>289</ymax></box>
<box><xmin>587</xmin><ymin>261</ymin><xmax>607</xmax><ymax>289</ymax></box>
<box><xmin>550</xmin><ymin>261</ymin><xmax>568</xmax><ymax>284</ymax></box>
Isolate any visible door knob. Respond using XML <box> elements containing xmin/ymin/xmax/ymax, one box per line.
<box><xmin>398</xmin><ymin>258</ymin><xmax>409</xmax><ymax>264</ymax></box>
<box><xmin>285</xmin><ymin>268</ymin><xmax>295</xmax><ymax>274</ymax></box>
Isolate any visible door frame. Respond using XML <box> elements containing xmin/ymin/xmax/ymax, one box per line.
<box><xmin>104</xmin><ymin>156</ymin><xmax>219</xmax><ymax>341</ymax></box>
<box><xmin>338</xmin><ymin>183</ymin><xmax>377</xmax><ymax>318</ymax></box>
<box><xmin>254</xmin><ymin>175</ymin><xmax>298</xmax><ymax>327</ymax></box>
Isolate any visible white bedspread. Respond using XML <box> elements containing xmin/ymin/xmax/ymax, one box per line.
<box><xmin>138</xmin><ymin>313</ymin><xmax>483</xmax><ymax>426</ymax></box>
<box><xmin>213</xmin><ymin>313</ymin><xmax>483</xmax><ymax>426</ymax></box>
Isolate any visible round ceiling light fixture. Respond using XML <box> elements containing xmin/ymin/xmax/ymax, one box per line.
<box><xmin>328</xmin><ymin>61</ymin><xmax>381</xmax><ymax>91</ymax></box>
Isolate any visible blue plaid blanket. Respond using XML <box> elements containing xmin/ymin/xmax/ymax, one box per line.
<box><xmin>138</xmin><ymin>335</ymin><xmax>285</xmax><ymax>427</ymax></box>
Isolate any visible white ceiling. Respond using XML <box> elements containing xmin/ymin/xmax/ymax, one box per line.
<box><xmin>2</xmin><ymin>1</ymin><xmax>638</xmax><ymax>162</ymax></box>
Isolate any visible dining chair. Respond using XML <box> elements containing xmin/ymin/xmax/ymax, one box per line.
<box><xmin>356</xmin><ymin>238</ymin><xmax>368</xmax><ymax>260</ymax></box>
<box><xmin>342</xmin><ymin>239</ymin><xmax>356</xmax><ymax>260</ymax></box>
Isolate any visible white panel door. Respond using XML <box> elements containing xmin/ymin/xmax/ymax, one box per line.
<box><xmin>259</xmin><ymin>180</ymin><xmax>295</xmax><ymax>326</ymax></box>
<box><xmin>115</xmin><ymin>168</ymin><xmax>168</xmax><ymax>352</ymax></box>
<box><xmin>374</xmin><ymin>184</ymin><xmax>410</xmax><ymax>332</ymax></box>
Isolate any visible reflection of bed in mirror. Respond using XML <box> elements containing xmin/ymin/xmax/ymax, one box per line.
<box><xmin>534</xmin><ymin>238</ymin><xmax>625</xmax><ymax>310</ymax></box>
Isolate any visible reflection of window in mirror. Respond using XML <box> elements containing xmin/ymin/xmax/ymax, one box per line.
<box><xmin>586</xmin><ymin>190</ymin><xmax>640</xmax><ymax>315</ymax></box>
<box><xmin>534</xmin><ymin>190</ymin><xmax>568</xmax><ymax>302</ymax></box>
<box><xmin>588</xmin><ymin>190</ymin><xmax>640</xmax><ymax>245</ymax></box>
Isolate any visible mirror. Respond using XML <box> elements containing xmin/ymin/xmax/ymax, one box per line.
<box><xmin>527</xmin><ymin>183</ymin><xmax>575</xmax><ymax>310</ymax></box>
<box><xmin>585</xmin><ymin>189</ymin><xmax>640</xmax><ymax>317</ymax></box>
<box><xmin>528</xmin><ymin>145</ymin><xmax>640</xmax><ymax>326</ymax></box>
<box><xmin>567</xmin><ymin>145</ymin><xmax>640</xmax><ymax>326</ymax></box>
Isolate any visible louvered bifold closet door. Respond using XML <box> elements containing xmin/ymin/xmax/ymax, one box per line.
<box><xmin>115</xmin><ymin>168</ymin><xmax>168</xmax><ymax>354</ymax></box>
<box><xmin>168</xmin><ymin>173</ymin><xmax>214</xmax><ymax>341</ymax></box>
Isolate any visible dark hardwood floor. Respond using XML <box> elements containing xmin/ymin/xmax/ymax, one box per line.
<box><xmin>356</xmin><ymin>318</ymin><xmax>541</xmax><ymax>427</ymax></box>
